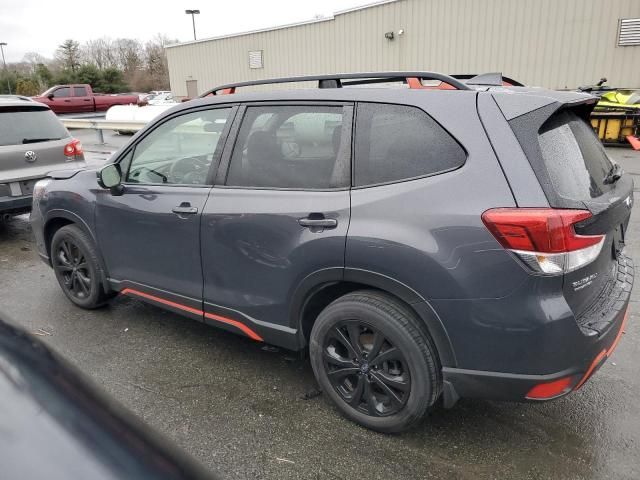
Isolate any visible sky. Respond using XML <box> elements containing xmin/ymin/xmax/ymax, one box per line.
<box><xmin>0</xmin><ymin>0</ymin><xmax>372</xmax><ymax>63</ymax></box>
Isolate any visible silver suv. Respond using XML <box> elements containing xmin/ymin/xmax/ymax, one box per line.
<box><xmin>0</xmin><ymin>97</ymin><xmax>85</xmax><ymax>218</ymax></box>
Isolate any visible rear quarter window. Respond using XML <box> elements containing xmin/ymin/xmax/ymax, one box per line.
<box><xmin>0</xmin><ymin>107</ymin><xmax>69</xmax><ymax>147</ymax></box>
<box><xmin>354</xmin><ymin>103</ymin><xmax>466</xmax><ymax>187</ymax></box>
<box><xmin>538</xmin><ymin>110</ymin><xmax>615</xmax><ymax>201</ymax></box>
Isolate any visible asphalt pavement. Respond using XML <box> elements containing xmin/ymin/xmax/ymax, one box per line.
<box><xmin>1</xmin><ymin>147</ymin><xmax>640</xmax><ymax>480</ymax></box>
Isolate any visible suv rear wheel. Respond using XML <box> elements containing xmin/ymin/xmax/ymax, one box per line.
<box><xmin>309</xmin><ymin>290</ymin><xmax>441</xmax><ymax>432</ymax></box>
<box><xmin>51</xmin><ymin>225</ymin><xmax>111</xmax><ymax>309</ymax></box>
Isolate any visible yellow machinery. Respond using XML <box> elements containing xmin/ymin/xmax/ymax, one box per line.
<box><xmin>590</xmin><ymin>90</ymin><xmax>640</xmax><ymax>147</ymax></box>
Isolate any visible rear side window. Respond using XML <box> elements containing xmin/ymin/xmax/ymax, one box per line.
<box><xmin>73</xmin><ymin>86</ymin><xmax>87</xmax><ymax>96</ymax></box>
<box><xmin>226</xmin><ymin>105</ymin><xmax>348</xmax><ymax>189</ymax></box>
<box><xmin>0</xmin><ymin>107</ymin><xmax>68</xmax><ymax>146</ymax></box>
<box><xmin>538</xmin><ymin>110</ymin><xmax>614</xmax><ymax>201</ymax></box>
<box><xmin>354</xmin><ymin>103</ymin><xmax>466</xmax><ymax>186</ymax></box>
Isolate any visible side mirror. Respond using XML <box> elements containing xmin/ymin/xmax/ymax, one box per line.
<box><xmin>47</xmin><ymin>93</ymin><xmax>54</xmax><ymax>100</ymax></box>
<box><xmin>97</xmin><ymin>164</ymin><xmax>124</xmax><ymax>195</ymax></box>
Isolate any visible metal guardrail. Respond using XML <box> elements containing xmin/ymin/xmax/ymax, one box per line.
<box><xmin>61</xmin><ymin>118</ymin><xmax>147</xmax><ymax>144</ymax></box>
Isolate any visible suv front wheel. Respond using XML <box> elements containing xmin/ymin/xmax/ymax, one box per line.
<box><xmin>51</xmin><ymin>225</ymin><xmax>112</xmax><ymax>309</ymax></box>
<box><xmin>309</xmin><ymin>290</ymin><xmax>441</xmax><ymax>432</ymax></box>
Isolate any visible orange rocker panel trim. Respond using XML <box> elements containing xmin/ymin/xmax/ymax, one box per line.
<box><xmin>121</xmin><ymin>288</ymin><xmax>264</xmax><ymax>342</ymax></box>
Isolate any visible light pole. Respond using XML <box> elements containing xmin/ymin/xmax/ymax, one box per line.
<box><xmin>0</xmin><ymin>42</ymin><xmax>10</xmax><ymax>94</ymax></box>
<box><xmin>185</xmin><ymin>10</ymin><xmax>200</xmax><ymax>41</ymax></box>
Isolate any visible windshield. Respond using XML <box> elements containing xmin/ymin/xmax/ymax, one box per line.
<box><xmin>0</xmin><ymin>107</ymin><xmax>69</xmax><ymax>147</ymax></box>
<box><xmin>39</xmin><ymin>86</ymin><xmax>57</xmax><ymax>97</ymax></box>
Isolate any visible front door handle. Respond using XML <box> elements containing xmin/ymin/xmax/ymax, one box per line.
<box><xmin>172</xmin><ymin>203</ymin><xmax>198</xmax><ymax>215</ymax></box>
<box><xmin>298</xmin><ymin>216</ymin><xmax>338</xmax><ymax>229</ymax></box>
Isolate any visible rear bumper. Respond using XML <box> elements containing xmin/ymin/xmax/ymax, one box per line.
<box><xmin>0</xmin><ymin>195</ymin><xmax>32</xmax><ymax>215</ymax></box>
<box><xmin>442</xmin><ymin>305</ymin><xmax>629</xmax><ymax>407</ymax></box>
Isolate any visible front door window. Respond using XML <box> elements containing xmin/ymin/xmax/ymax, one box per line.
<box><xmin>125</xmin><ymin>108</ymin><xmax>232</xmax><ymax>185</ymax></box>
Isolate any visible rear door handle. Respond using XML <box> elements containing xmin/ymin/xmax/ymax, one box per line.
<box><xmin>172</xmin><ymin>203</ymin><xmax>198</xmax><ymax>215</ymax></box>
<box><xmin>298</xmin><ymin>217</ymin><xmax>338</xmax><ymax>229</ymax></box>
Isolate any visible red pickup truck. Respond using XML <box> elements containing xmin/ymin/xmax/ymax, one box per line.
<box><xmin>32</xmin><ymin>84</ymin><xmax>139</xmax><ymax>114</ymax></box>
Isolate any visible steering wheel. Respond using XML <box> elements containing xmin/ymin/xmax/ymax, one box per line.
<box><xmin>133</xmin><ymin>166</ymin><xmax>168</xmax><ymax>184</ymax></box>
<box><xmin>169</xmin><ymin>156</ymin><xmax>210</xmax><ymax>184</ymax></box>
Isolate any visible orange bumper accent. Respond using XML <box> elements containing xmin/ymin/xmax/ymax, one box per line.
<box><xmin>575</xmin><ymin>309</ymin><xmax>628</xmax><ymax>390</ymax></box>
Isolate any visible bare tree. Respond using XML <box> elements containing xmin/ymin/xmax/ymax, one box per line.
<box><xmin>23</xmin><ymin>34</ymin><xmax>175</xmax><ymax>92</ymax></box>
<box><xmin>114</xmin><ymin>38</ymin><xmax>143</xmax><ymax>73</ymax></box>
<box><xmin>55</xmin><ymin>39</ymin><xmax>82</xmax><ymax>72</ymax></box>
<box><xmin>144</xmin><ymin>34</ymin><xmax>174</xmax><ymax>90</ymax></box>
<box><xmin>22</xmin><ymin>52</ymin><xmax>47</xmax><ymax>73</ymax></box>
<box><xmin>83</xmin><ymin>38</ymin><xmax>117</xmax><ymax>70</ymax></box>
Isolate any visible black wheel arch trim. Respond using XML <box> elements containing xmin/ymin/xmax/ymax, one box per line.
<box><xmin>288</xmin><ymin>267</ymin><xmax>344</xmax><ymax>328</ymax></box>
<box><xmin>290</xmin><ymin>267</ymin><xmax>457</xmax><ymax>366</ymax></box>
<box><xmin>44</xmin><ymin>209</ymin><xmax>111</xmax><ymax>293</ymax></box>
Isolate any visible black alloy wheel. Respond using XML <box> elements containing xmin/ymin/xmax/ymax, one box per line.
<box><xmin>323</xmin><ymin>321</ymin><xmax>411</xmax><ymax>417</ymax></box>
<box><xmin>54</xmin><ymin>238</ymin><xmax>92</xmax><ymax>300</ymax></box>
<box><xmin>50</xmin><ymin>224</ymin><xmax>113</xmax><ymax>309</ymax></box>
<box><xmin>310</xmin><ymin>290</ymin><xmax>441</xmax><ymax>432</ymax></box>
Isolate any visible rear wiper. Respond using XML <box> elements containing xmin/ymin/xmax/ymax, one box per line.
<box><xmin>603</xmin><ymin>163</ymin><xmax>622</xmax><ymax>184</ymax></box>
<box><xmin>22</xmin><ymin>137</ymin><xmax>61</xmax><ymax>144</ymax></box>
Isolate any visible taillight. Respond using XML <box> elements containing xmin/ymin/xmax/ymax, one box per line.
<box><xmin>482</xmin><ymin>208</ymin><xmax>605</xmax><ymax>275</ymax></box>
<box><xmin>63</xmin><ymin>138</ymin><xmax>83</xmax><ymax>160</ymax></box>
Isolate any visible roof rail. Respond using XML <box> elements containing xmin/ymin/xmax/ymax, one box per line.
<box><xmin>200</xmin><ymin>71</ymin><xmax>472</xmax><ymax>96</ymax></box>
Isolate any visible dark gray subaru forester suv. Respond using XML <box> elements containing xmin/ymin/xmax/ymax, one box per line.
<box><xmin>30</xmin><ymin>72</ymin><xmax>633</xmax><ymax>432</ymax></box>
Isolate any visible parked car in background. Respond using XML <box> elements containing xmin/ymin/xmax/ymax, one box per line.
<box><xmin>106</xmin><ymin>91</ymin><xmax>178</xmax><ymax>134</ymax></box>
<box><xmin>32</xmin><ymin>84</ymin><xmax>139</xmax><ymax>114</ymax></box>
<box><xmin>30</xmin><ymin>72</ymin><xmax>633</xmax><ymax>433</ymax></box>
<box><xmin>106</xmin><ymin>104</ymin><xmax>175</xmax><ymax>134</ymax></box>
<box><xmin>141</xmin><ymin>91</ymin><xmax>176</xmax><ymax>105</ymax></box>
<box><xmin>0</xmin><ymin>98</ymin><xmax>85</xmax><ymax>218</ymax></box>
<box><xmin>0</xmin><ymin>313</ymin><xmax>217</xmax><ymax>480</ymax></box>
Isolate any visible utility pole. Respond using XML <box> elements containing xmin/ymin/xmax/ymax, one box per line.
<box><xmin>185</xmin><ymin>10</ymin><xmax>200</xmax><ymax>41</ymax></box>
<box><xmin>0</xmin><ymin>43</ymin><xmax>11</xmax><ymax>94</ymax></box>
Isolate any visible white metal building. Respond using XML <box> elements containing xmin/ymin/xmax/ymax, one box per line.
<box><xmin>166</xmin><ymin>0</ymin><xmax>640</xmax><ymax>97</ymax></box>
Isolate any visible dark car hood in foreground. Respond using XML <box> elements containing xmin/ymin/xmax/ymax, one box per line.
<box><xmin>0</xmin><ymin>313</ymin><xmax>218</xmax><ymax>480</ymax></box>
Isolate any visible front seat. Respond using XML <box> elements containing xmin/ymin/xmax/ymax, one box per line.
<box><xmin>245</xmin><ymin>131</ymin><xmax>280</xmax><ymax>186</ymax></box>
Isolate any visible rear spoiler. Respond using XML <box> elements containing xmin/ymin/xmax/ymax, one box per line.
<box><xmin>452</xmin><ymin>73</ymin><xmax>525</xmax><ymax>87</ymax></box>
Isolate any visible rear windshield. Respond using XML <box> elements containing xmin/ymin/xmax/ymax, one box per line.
<box><xmin>538</xmin><ymin>110</ymin><xmax>615</xmax><ymax>201</ymax></box>
<box><xmin>0</xmin><ymin>107</ymin><xmax>69</xmax><ymax>147</ymax></box>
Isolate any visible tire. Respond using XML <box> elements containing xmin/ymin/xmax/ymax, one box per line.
<box><xmin>50</xmin><ymin>224</ymin><xmax>112</xmax><ymax>309</ymax></box>
<box><xmin>309</xmin><ymin>290</ymin><xmax>441</xmax><ymax>433</ymax></box>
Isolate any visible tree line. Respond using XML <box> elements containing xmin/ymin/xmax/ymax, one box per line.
<box><xmin>0</xmin><ymin>34</ymin><xmax>176</xmax><ymax>96</ymax></box>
